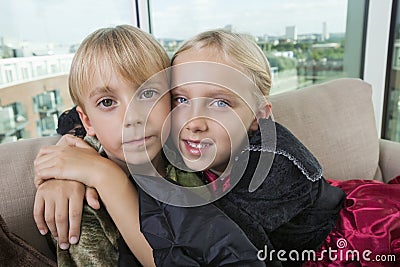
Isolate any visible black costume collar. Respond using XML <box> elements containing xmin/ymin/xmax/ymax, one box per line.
<box><xmin>241</xmin><ymin>118</ymin><xmax>323</xmax><ymax>182</ymax></box>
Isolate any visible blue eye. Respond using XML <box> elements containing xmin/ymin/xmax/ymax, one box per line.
<box><xmin>212</xmin><ymin>100</ymin><xmax>229</xmax><ymax>107</ymax></box>
<box><xmin>175</xmin><ymin>97</ymin><xmax>189</xmax><ymax>104</ymax></box>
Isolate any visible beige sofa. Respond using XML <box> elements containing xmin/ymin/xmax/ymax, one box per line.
<box><xmin>1</xmin><ymin>78</ymin><xmax>400</xmax><ymax>261</ymax></box>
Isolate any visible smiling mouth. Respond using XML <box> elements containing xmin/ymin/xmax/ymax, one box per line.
<box><xmin>186</xmin><ymin>140</ymin><xmax>211</xmax><ymax>149</ymax></box>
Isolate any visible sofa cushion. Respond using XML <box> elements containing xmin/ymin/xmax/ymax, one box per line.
<box><xmin>0</xmin><ymin>136</ymin><xmax>60</xmax><ymax>260</ymax></box>
<box><xmin>270</xmin><ymin>78</ymin><xmax>381</xmax><ymax>181</ymax></box>
<box><xmin>0</xmin><ymin>213</ymin><xmax>56</xmax><ymax>266</ymax></box>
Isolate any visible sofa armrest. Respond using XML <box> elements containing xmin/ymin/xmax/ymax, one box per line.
<box><xmin>379</xmin><ymin>139</ymin><xmax>400</xmax><ymax>183</ymax></box>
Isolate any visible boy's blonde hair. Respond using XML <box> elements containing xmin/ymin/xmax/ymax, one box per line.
<box><xmin>171</xmin><ymin>29</ymin><xmax>271</xmax><ymax>97</ymax></box>
<box><xmin>69</xmin><ymin>25</ymin><xmax>170</xmax><ymax>109</ymax></box>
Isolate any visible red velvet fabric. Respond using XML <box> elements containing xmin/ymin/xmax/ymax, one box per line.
<box><xmin>204</xmin><ymin>170</ymin><xmax>231</xmax><ymax>193</ymax></box>
<box><xmin>303</xmin><ymin>176</ymin><xmax>400</xmax><ymax>267</ymax></box>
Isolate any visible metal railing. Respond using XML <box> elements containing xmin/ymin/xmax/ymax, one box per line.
<box><xmin>0</xmin><ymin>54</ymin><xmax>73</xmax><ymax>87</ymax></box>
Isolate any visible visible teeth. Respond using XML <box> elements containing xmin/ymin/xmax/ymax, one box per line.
<box><xmin>187</xmin><ymin>141</ymin><xmax>209</xmax><ymax>149</ymax></box>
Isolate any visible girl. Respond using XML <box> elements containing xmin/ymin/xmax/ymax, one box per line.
<box><xmin>168</xmin><ymin>30</ymin><xmax>400</xmax><ymax>266</ymax></box>
<box><xmin>168</xmin><ymin>29</ymin><xmax>346</xmax><ymax>264</ymax></box>
<box><xmin>34</xmin><ymin>25</ymin><xmax>263</xmax><ymax>266</ymax></box>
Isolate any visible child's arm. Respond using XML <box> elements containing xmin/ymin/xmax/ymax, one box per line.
<box><xmin>33</xmin><ymin>135</ymin><xmax>101</xmax><ymax>249</ymax></box>
<box><xmin>34</xmin><ymin>140</ymin><xmax>155</xmax><ymax>267</ymax></box>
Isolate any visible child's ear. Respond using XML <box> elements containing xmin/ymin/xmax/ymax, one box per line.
<box><xmin>76</xmin><ymin>106</ymin><xmax>96</xmax><ymax>136</ymax></box>
<box><xmin>249</xmin><ymin>102</ymin><xmax>272</xmax><ymax>131</ymax></box>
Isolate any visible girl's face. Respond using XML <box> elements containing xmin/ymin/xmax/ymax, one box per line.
<box><xmin>77</xmin><ymin>63</ymin><xmax>171</xmax><ymax>171</ymax></box>
<box><xmin>171</xmin><ymin>47</ymin><xmax>262</xmax><ymax>174</ymax></box>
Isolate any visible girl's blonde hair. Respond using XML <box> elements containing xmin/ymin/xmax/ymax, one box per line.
<box><xmin>171</xmin><ymin>29</ymin><xmax>271</xmax><ymax>97</ymax></box>
<box><xmin>69</xmin><ymin>25</ymin><xmax>170</xmax><ymax>109</ymax></box>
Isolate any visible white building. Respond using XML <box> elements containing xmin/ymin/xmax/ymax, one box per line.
<box><xmin>285</xmin><ymin>26</ymin><xmax>297</xmax><ymax>41</ymax></box>
<box><xmin>322</xmin><ymin>22</ymin><xmax>329</xmax><ymax>41</ymax></box>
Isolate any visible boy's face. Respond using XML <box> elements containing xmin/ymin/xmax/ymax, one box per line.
<box><xmin>170</xmin><ymin>48</ymin><xmax>261</xmax><ymax>173</ymax></box>
<box><xmin>78</xmin><ymin>63</ymin><xmax>170</xmax><ymax>168</ymax></box>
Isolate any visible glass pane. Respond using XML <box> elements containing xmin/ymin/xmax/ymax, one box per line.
<box><xmin>0</xmin><ymin>0</ymin><xmax>134</xmax><ymax>143</ymax></box>
<box><xmin>150</xmin><ymin>0</ymin><xmax>366</xmax><ymax>95</ymax></box>
<box><xmin>384</xmin><ymin>1</ymin><xmax>400</xmax><ymax>141</ymax></box>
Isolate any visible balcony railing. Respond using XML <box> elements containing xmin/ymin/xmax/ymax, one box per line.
<box><xmin>0</xmin><ymin>54</ymin><xmax>73</xmax><ymax>87</ymax></box>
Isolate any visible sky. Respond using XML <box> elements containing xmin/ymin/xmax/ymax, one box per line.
<box><xmin>0</xmin><ymin>0</ymin><xmax>134</xmax><ymax>44</ymax></box>
<box><xmin>150</xmin><ymin>0</ymin><xmax>348</xmax><ymax>39</ymax></box>
<box><xmin>0</xmin><ymin>0</ymin><xmax>348</xmax><ymax>45</ymax></box>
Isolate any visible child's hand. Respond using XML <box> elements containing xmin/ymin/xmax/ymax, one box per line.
<box><xmin>34</xmin><ymin>137</ymin><xmax>113</xmax><ymax>187</ymax></box>
<box><xmin>35</xmin><ymin>134</ymin><xmax>101</xmax><ymax>209</ymax></box>
<box><xmin>33</xmin><ymin>182</ymin><xmax>100</xmax><ymax>250</ymax></box>
<box><xmin>33</xmin><ymin>180</ymin><xmax>85</xmax><ymax>250</ymax></box>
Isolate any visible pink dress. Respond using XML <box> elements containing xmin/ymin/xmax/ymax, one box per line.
<box><xmin>303</xmin><ymin>176</ymin><xmax>400</xmax><ymax>267</ymax></box>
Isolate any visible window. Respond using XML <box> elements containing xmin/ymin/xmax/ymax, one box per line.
<box><xmin>0</xmin><ymin>0</ymin><xmax>373</xmax><ymax>142</ymax></box>
<box><xmin>0</xmin><ymin>101</ymin><xmax>27</xmax><ymax>143</ymax></box>
<box><xmin>149</xmin><ymin>0</ymin><xmax>367</xmax><ymax>95</ymax></box>
<box><xmin>0</xmin><ymin>0</ymin><xmax>135</xmax><ymax>142</ymax></box>
<box><xmin>384</xmin><ymin>0</ymin><xmax>400</xmax><ymax>141</ymax></box>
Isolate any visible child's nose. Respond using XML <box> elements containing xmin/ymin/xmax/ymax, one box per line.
<box><xmin>185</xmin><ymin>117</ymin><xmax>208</xmax><ymax>133</ymax></box>
<box><xmin>124</xmin><ymin>104</ymin><xmax>145</xmax><ymax>127</ymax></box>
